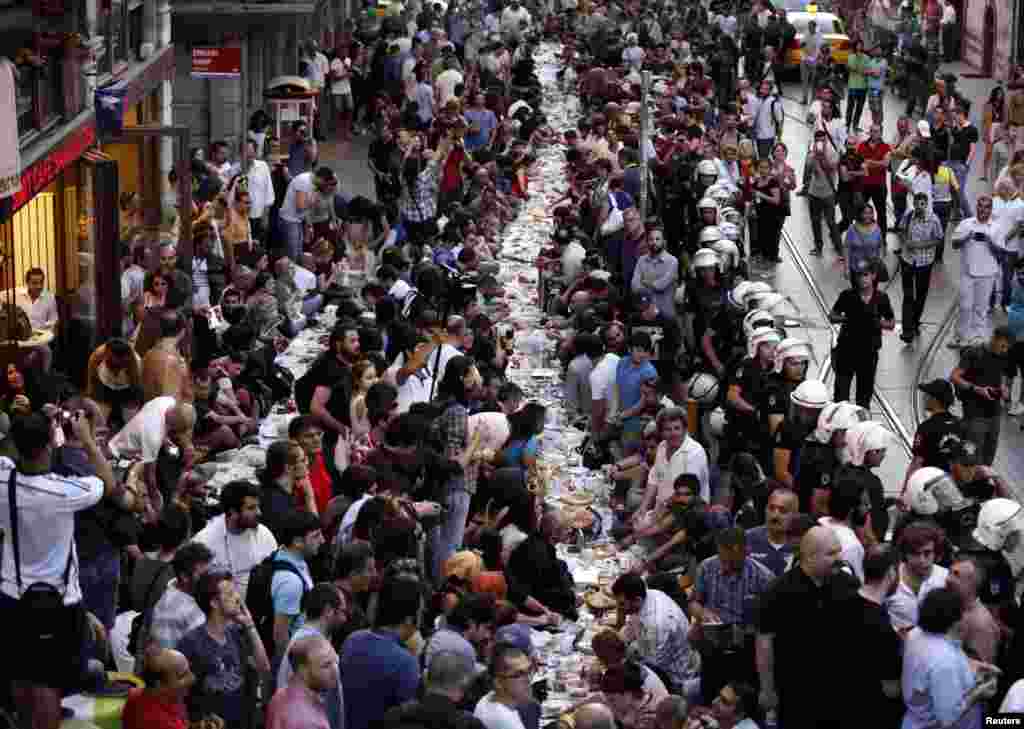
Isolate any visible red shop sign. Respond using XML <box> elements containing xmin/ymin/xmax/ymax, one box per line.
<box><xmin>12</xmin><ymin>121</ymin><xmax>97</xmax><ymax>213</ymax></box>
<box><xmin>191</xmin><ymin>47</ymin><xmax>242</xmax><ymax>79</ymax></box>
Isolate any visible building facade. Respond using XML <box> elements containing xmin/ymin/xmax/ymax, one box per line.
<box><xmin>171</xmin><ymin>0</ymin><xmax>355</xmax><ymax>155</ymax></box>
<box><xmin>1</xmin><ymin>0</ymin><xmax>176</xmax><ymax>381</ymax></box>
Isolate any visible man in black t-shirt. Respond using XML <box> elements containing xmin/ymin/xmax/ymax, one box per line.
<box><xmin>951</xmin><ymin>327</ymin><xmax>1013</xmax><ymax>465</ymax></box>
<box><xmin>949</xmin><ymin>104</ymin><xmax>980</xmax><ymax>218</ymax></box>
<box><xmin>836</xmin><ymin>545</ymin><xmax>904</xmax><ymax>729</ymax></box>
<box><xmin>755</xmin><ymin>526</ymin><xmax>859</xmax><ymax>729</ymax></box>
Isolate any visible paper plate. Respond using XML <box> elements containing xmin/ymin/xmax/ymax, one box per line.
<box><xmin>560</xmin><ymin>492</ymin><xmax>594</xmax><ymax>507</ymax></box>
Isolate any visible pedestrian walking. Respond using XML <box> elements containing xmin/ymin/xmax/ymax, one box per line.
<box><xmin>896</xmin><ymin>193</ymin><xmax>945</xmax><ymax>342</ymax></box>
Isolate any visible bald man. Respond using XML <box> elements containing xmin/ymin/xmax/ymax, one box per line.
<box><xmin>109</xmin><ymin>397</ymin><xmax>196</xmax><ymax>508</ymax></box>
<box><xmin>157</xmin><ymin>243</ymin><xmax>194</xmax><ymax>310</ymax></box>
<box><xmin>505</xmin><ymin>508</ymin><xmax>578</xmax><ymax>620</ymax></box>
<box><xmin>123</xmin><ymin>649</ymin><xmax>195</xmax><ymax>729</ymax></box>
<box><xmin>754</xmin><ymin>526</ymin><xmax>858</xmax><ymax>729</ymax></box>
<box><xmin>574</xmin><ymin>702</ymin><xmax>616</xmax><ymax>729</ymax></box>
<box><xmin>266</xmin><ymin>636</ymin><xmax>338</xmax><ymax>729</ymax></box>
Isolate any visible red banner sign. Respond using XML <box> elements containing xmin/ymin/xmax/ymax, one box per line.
<box><xmin>12</xmin><ymin>121</ymin><xmax>97</xmax><ymax>214</ymax></box>
<box><xmin>191</xmin><ymin>47</ymin><xmax>242</xmax><ymax>79</ymax></box>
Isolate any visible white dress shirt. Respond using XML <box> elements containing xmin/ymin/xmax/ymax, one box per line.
<box><xmin>14</xmin><ymin>287</ymin><xmax>58</xmax><ymax>330</ymax></box>
<box><xmin>649</xmin><ymin>436</ymin><xmax>711</xmax><ymax>505</ymax></box>
<box><xmin>885</xmin><ymin>563</ymin><xmax>950</xmax><ymax>631</ymax></box>
<box><xmin>240</xmin><ymin>159</ymin><xmax>275</xmax><ymax>220</ymax></box>
<box><xmin>953</xmin><ymin>216</ymin><xmax>1008</xmax><ymax>277</ymax></box>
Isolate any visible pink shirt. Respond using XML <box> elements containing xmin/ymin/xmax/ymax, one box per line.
<box><xmin>266</xmin><ymin>682</ymin><xmax>330</xmax><ymax>729</ymax></box>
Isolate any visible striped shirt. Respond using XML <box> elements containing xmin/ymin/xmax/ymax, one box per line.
<box><xmin>694</xmin><ymin>556</ymin><xmax>774</xmax><ymax>626</ymax></box>
<box><xmin>899</xmin><ymin>209</ymin><xmax>945</xmax><ymax>268</ymax></box>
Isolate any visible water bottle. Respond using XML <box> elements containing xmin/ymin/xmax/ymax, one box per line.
<box><xmin>576</xmin><ymin>526</ymin><xmax>585</xmax><ymax>554</ymax></box>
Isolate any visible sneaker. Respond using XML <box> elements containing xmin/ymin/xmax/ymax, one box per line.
<box><xmin>810</xmin><ymin>246</ymin><xmax>823</xmax><ymax>256</ymax></box>
<box><xmin>946</xmin><ymin>336</ymin><xmax>964</xmax><ymax>349</ymax></box>
<box><xmin>1009</xmin><ymin>402</ymin><xmax>1024</xmax><ymax>416</ymax></box>
<box><xmin>900</xmin><ymin>330</ymin><xmax>913</xmax><ymax>343</ymax></box>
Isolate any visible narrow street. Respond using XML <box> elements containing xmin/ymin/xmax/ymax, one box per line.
<box><xmin>317</xmin><ymin>60</ymin><xmax>1020</xmax><ymax>497</ymax></box>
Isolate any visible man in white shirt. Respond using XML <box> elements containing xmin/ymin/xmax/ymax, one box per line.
<box><xmin>193</xmin><ymin>480</ymin><xmax>278</xmax><ymax>599</ymax></box>
<box><xmin>640</xmin><ymin>407</ymin><xmax>711</xmax><ymax>509</ymax></box>
<box><xmin>800</xmin><ymin>20</ymin><xmax>825</xmax><ymax>105</ymax></box>
<box><xmin>329</xmin><ymin>53</ymin><xmax>354</xmax><ymax>140</ymax></box>
<box><xmin>951</xmin><ymin>195</ymin><xmax>1007</xmax><ymax>347</ymax></box>
<box><xmin>239</xmin><ymin>139</ymin><xmax>275</xmax><ymax>242</ymax></box>
<box><xmin>279</xmin><ymin>166</ymin><xmax>336</xmax><ymax>262</ymax></box>
<box><xmin>0</xmin><ymin>411</ymin><xmax>115</xmax><ymax>729</ymax></box>
<box><xmin>749</xmin><ymin>78</ymin><xmax>783</xmax><ymax>160</ymax></box>
<box><xmin>886</xmin><ymin>521</ymin><xmax>950</xmax><ymax>633</ymax></box>
<box><xmin>500</xmin><ymin>0</ymin><xmax>531</xmax><ymax>43</ymax></box>
<box><xmin>108</xmin><ymin>396</ymin><xmax>195</xmax><ymax>506</ymax></box>
<box><xmin>589</xmin><ymin>322</ymin><xmax>625</xmax><ymax>437</ymax></box>
<box><xmin>474</xmin><ymin>644</ymin><xmax>534</xmax><ymax>729</ymax></box>
<box><xmin>941</xmin><ymin>0</ymin><xmax>957</xmax><ymax>63</ymax></box>
<box><xmin>15</xmin><ymin>266</ymin><xmax>58</xmax><ymax>370</ymax></box>
<box><xmin>435</xmin><ymin>55</ymin><xmax>464</xmax><ymax>107</ymax></box>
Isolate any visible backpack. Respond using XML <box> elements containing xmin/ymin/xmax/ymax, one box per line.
<box><xmin>245</xmin><ymin>550</ymin><xmax>309</xmax><ymax>651</ymax></box>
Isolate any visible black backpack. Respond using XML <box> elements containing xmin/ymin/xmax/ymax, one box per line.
<box><xmin>245</xmin><ymin>550</ymin><xmax>308</xmax><ymax>651</ymax></box>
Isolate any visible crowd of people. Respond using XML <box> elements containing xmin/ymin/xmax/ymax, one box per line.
<box><xmin>10</xmin><ymin>2</ymin><xmax>1024</xmax><ymax>729</ymax></box>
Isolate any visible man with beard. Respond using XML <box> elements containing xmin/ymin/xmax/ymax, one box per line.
<box><xmin>755</xmin><ymin>526</ymin><xmax>859</xmax><ymax>728</ymax></box>
<box><xmin>749</xmin><ymin>79</ymin><xmax>784</xmax><ymax>161</ymax></box>
<box><xmin>158</xmin><ymin>243</ymin><xmax>193</xmax><ymax>311</ymax></box>
<box><xmin>275</xmin><ymin>584</ymin><xmax>348</xmax><ymax>729</ymax></box>
<box><xmin>296</xmin><ymin>319</ymin><xmax>360</xmax><ymax>472</ymax></box>
<box><xmin>194</xmin><ymin>481</ymin><xmax>278</xmax><ymax>600</ymax></box>
<box><xmin>834</xmin><ymin>545</ymin><xmax>904</xmax><ymax>729</ymax></box>
<box><xmin>746</xmin><ymin>487</ymin><xmax>799</xmax><ymax>577</ymax></box>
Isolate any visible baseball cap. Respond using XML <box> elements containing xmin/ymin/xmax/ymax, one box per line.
<box><xmin>917</xmin><ymin>120</ymin><xmax>931</xmax><ymax>138</ymax></box>
<box><xmin>918</xmin><ymin>378</ymin><xmax>955</xmax><ymax>407</ymax></box>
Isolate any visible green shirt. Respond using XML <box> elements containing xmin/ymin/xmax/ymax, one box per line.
<box><xmin>847</xmin><ymin>52</ymin><xmax>867</xmax><ymax>90</ymax></box>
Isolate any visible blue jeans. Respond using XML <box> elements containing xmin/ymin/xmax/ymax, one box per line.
<box><xmin>431</xmin><ymin>484</ymin><xmax>471</xmax><ymax>584</ymax></box>
<box><xmin>79</xmin><ymin>548</ymin><xmax>120</xmax><ymax>632</ymax></box>
<box><xmin>948</xmin><ymin>161</ymin><xmax>973</xmax><ymax>218</ymax></box>
<box><xmin>278</xmin><ymin>218</ymin><xmax>304</xmax><ymax>261</ymax></box>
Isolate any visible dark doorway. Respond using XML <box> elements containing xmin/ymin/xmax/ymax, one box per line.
<box><xmin>983</xmin><ymin>2</ymin><xmax>996</xmax><ymax>76</ymax></box>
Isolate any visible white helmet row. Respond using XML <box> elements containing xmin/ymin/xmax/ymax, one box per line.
<box><xmin>774</xmin><ymin>337</ymin><xmax>813</xmax><ymax>373</ymax></box>
<box><xmin>906</xmin><ymin>466</ymin><xmax>970</xmax><ymax>516</ymax></box>
<box><xmin>813</xmin><ymin>401</ymin><xmax>870</xmax><ymax>444</ymax></box>
<box><xmin>790</xmin><ymin>379</ymin><xmax>830</xmax><ymax>409</ymax></box>
<box><xmin>748</xmin><ymin>291</ymin><xmax>786</xmax><ymax>313</ymax></box>
<box><xmin>719</xmin><ymin>207</ymin><xmax>743</xmax><ymax>227</ymax></box>
<box><xmin>717</xmin><ymin>221</ymin><xmax>742</xmax><ymax>242</ymax></box>
<box><xmin>843</xmin><ymin>421</ymin><xmax>893</xmax><ymax>467</ymax></box>
<box><xmin>696</xmin><ymin>159</ymin><xmax>719</xmax><ymax>179</ymax></box>
<box><xmin>706</xmin><ymin>184</ymin><xmax>735</xmax><ymax>210</ymax></box>
<box><xmin>743</xmin><ymin>309</ymin><xmax>776</xmax><ymax>340</ymax></box>
<box><xmin>687</xmin><ymin>371</ymin><xmax>720</xmax><ymax>405</ymax></box>
<box><xmin>728</xmin><ymin>281</ymin><xmax>772</xmax><ymax>311</ymax></box>
<box><xmin>692</xmin><ymin>247</ymin><xmax>721</xmax><ymax>271</ymax></box>
<box><xmin>974</xmin><ymin>498</ymin><xmax>1024</xmax><ymax>552</ymax></box>
<box><xmin>711</xmin><ymin>239</ymin><xmax>741</xmax><ymax>270</ymax></box>
<box><xmin>698</xmin><ymin>226</ymin><xmax>723</xmax><ymax>246</ymax></box>
<box><xmin>748</xmin><ymin>328</ymin><xmax>783</xmax><ymax>359</ymax></box>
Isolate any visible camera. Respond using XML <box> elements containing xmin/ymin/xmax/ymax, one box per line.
<box><xmin>973</xmin><ymin>231</ymin><xmax>987</xmax><ymax>241</ymax></box>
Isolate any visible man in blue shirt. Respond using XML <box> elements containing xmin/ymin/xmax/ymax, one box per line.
<box><xmin>271</xmin><ymin>511</ymin><xmax>323</xmax><ymax>662</ymax></box>
<box><xmin>616</xmin><ymin>331</ymin><xmax>658</xmax><ymax>454</ymax></box>
<box><xmin>745</xmin><ymin>488</ymin><xmax>798</xmax><ymax>577</ymax></box>
<box><xmin>340</xmin><ymin>575</ymin><xmax>422</xmax><ymax>729</ymax></box>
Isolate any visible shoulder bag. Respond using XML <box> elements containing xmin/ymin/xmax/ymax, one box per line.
<box><xmin>8</xmin><ymin>467</ymin><xmax>76</xmax><ymax>636</ymax></box>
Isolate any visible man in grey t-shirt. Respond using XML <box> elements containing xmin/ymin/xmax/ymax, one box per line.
<box><xmin>806</xmin><ymin>129</ymin><xmax>842</xmax><ymax>256</ymax></box>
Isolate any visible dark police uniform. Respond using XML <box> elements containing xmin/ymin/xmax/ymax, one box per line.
<box><xmin>911</xmin><ymin>411</ymin><xmax>964</xmax><ymax>472</ymax></box>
